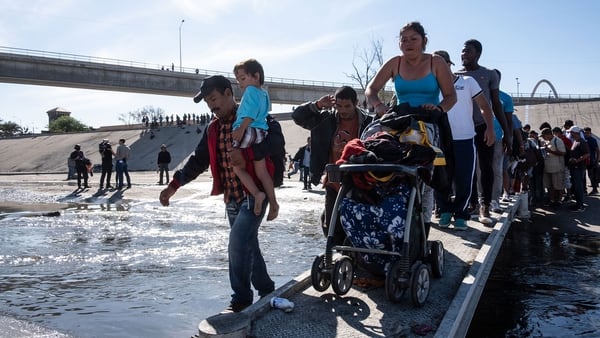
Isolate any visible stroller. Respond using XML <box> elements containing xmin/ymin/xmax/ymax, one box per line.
<box><xmin>310</xmin><ymin>131</ymin><xmax>445</xmax><ymax>307</ymax></box>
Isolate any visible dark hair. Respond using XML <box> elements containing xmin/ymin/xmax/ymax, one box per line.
<box><xmin>233</xmin><ymin>59</ymin><xmax>265</xmax><ymax>85</ymax></box>
<box><xmin>464</xmin><ymin>39</ymin><xmax>482</xmax><ymax>55</ymax></box>
<box><xmin>334</xmin><ymin>86</ymin><xmax>358</xmax><ymax>105</ymax></box>
<box><xmin>539</xmin><ymin>122</ymin><xmax>551</xmax><ymax>130</ymax></box>
<box><xmin>400</xmin><ymin>22</ymin><xmax>427</xmax><ymax>50</ymax></box>
<box><xmin>584</xmin><ymin>126</ymin><xmax>592</xmax><ymax>132</ymax></box>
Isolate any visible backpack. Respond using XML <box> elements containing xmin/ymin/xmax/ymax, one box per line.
<box><xmin>266</xmin><ymin>115</ymin><xmax>286</xmax><ymax>187</ymax></box>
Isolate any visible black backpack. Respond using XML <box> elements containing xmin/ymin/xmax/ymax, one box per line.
<box><xmin>266</xmin><ymin>115</ymin><xmax>286</xmax><ymax>187</ymax></box>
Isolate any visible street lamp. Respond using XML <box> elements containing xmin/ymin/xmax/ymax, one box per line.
<box><xmin>516</xmin><ymin>77</ymin><xmax>520</xmax><ymax>97</ymax></box>
<box><xmin>179</xmin><ymin>19</ymin><xmax>185</xmax><ymax>72</ymax></box>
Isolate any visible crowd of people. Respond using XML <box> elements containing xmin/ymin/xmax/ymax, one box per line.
<box><xmin>61</xmin><ymin>22</ymin><xmax>599</xmax><ymax>314</ymax></box>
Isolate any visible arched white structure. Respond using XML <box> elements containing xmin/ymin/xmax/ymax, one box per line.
<box><xmin>531</xmin><ymin>79</ymin><xmax>558</xmax><ymax>98</ymax></box>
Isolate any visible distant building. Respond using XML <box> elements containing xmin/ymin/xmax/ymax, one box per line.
<box><xmin>46</xmin><ymin>107</ymin><xmax>71</xmax><ymax>125</ymax></box>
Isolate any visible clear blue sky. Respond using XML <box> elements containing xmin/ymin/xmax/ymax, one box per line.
<box><xmin>1</xmin><ymin>0</ymin><xmax>599</xmax><ymax>131</ymax></box>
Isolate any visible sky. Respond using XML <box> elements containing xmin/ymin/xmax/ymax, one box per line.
<box><xmin>1</xmin><ymin>0</ymin><xmax>599</xmax><ymax>132</ymax></box>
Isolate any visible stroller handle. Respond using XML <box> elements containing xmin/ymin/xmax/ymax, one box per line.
<box><xmin>326</xmin><ymin>163</ymin><xmax>423</xmax><ymax>183</ymax></box>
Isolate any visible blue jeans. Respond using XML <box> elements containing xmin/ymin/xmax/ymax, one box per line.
<box><xmin>435</xmin><ymin>138</ymin><xmax>476</xmax><ymax>220</ymax></box>
<box><xmin>225</xmin><ymin>196</ymin><xmax>274</xmax><ymax>305</ymax></box>
<box><xmin>115</xmin><ymin>160</ymin><xmax>131</xmax><ymax>188</ymax></box>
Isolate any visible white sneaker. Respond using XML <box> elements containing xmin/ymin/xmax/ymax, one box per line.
<box><xmin>501</xmin><ymin>193</ymin><xmax>511</xmax><ymax>203</ymax></box>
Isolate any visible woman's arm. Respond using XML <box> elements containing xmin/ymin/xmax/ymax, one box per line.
<box><xmin>365</xmin><ymin>56</ymin><xmax>397</xmax><ymax>115</ymax></box>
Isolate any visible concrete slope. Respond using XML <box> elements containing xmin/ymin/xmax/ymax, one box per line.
<box><xmin>0</xmin><ymin>126</ymin><xmax>203</xmax><ymax>173</ymax></box>
<box><xmin>515</xmin><ymin>100</ymin><xmax>600</xmax><ymax>132</ymax></box>
<box><xmin>0</xmin><ymin>118</ymin><xmax>310</xmax><ymax>174</ymax></box>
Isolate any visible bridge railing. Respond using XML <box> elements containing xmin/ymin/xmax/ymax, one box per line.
<box><xmin>0</xmin><ymin>46</ymin><xmax>359</xmax><ymax>89</ymax></box>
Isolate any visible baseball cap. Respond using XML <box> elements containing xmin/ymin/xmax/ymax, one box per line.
<box><xmin>193</xmin><ymin>75</ymin><xmax>233</xmax><ymax>103</ymax></box>
<box><xmin>568</xmin><ymin>126</ymin><xmax>581</xmax><ymax>133</ymax></box>
<box><xmin>433</xmin><ymin>50</ymin><xmax>454</xmax><ymax>65</ymax></box>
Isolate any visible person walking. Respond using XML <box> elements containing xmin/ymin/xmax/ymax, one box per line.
<box><xmin>455</xmin><ymin>39</ymin><xmax>510</xmax><ymax>225</ymax></box>
<box><xmin>98</xmin><ymin>140</ymin><xmax>114</xmax><ymax>190</ymax></box>
<box><xmin>292</xmin><ymin>86</ymin><xmax>374</xmax><ymax>246</ymax></box>
<box><xmin>364</xmin><ymin>22</ymin><xmax>457</xmax><ymax>229</ymax></box>
<box><xmin>297</xmin><ymin>137</ymin><xmax>312</xmax><ymax>190</ymax></box>
<box><xmin>159</xmin><ymin>75</ymin><xmax>276</xmax><ymax>313</ymax></box>
<box><xmin>157</xmin><ymin>144</ymin><xmax>171</xmax><ymax>185</ymax></box>
<box><xmin>70</xmin><ymin>144</ymin><xmax>89</xmax><ymax>189</ymax></box>
<box><xmin>432</xmin><ymin>50</ymin><xmax>495</xmax><ymax>231</ymax></box>
<box><xmin>114</xmin><ymin>138</ymin><xmax>131</xmax><ymax>189</ymax></box>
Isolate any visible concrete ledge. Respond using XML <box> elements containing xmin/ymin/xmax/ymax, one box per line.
<box><xmin>197</xmin><ymin>271</ymin><xmax>311</xmax><ymax>337</ymax></box>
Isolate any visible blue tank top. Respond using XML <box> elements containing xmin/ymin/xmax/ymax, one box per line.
<box><xmin>394</xmin><ymin>72</ymin><xmax>440</xmax><ymax>107</ymax></box>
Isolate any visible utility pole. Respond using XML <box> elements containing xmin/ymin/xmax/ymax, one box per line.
<box><xmin>179</xmin><ymin>19</ymin><xmax>185</xmax><ymax>72</ymax></box>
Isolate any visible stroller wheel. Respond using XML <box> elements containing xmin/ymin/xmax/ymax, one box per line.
<box><xmin>410</xmin><ymin>263</ymin><xmax>431</xmax><ymax>307</ymax></box>
<box><xmin>429</xmin><ymin>240</ymin><xmax>444</xmax><ymax>278</ymax></box>
<box><xmin>385</xmin><ymin>260</ymin><xmax>408</xmax><ymax>303</ymax></box>
<box><xmin>332</xmin><ymin>256</ymin><xmax>354</xmax><ymax>295</ymax></box>
<box><xmin>311</xmin><ymin>254</ymin><xmax>330</xmax><ymax>292</ymax></box>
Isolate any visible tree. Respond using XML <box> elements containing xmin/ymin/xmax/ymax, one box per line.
<box><xmin>0</xmin><ymin>120</ymin><xmax>23</xmax><ymax>137</ymax></box>
<box><xmin>48</xmin><ymin>116</ymin><xmax>88</xmax><ymax>133</ymax></box>
<box><xmin>345</xmin><ymin>36</ymin><xmax>393</xmax><ymax>108</ymax></box>
<box><xmin>119</xmin><ymin>106</ymin><xmax>165</xmax><ymax>125</ymax></box>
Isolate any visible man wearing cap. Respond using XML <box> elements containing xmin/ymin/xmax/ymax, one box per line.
<box><xmin>99</xmin><ymin>140</ymin><xmax>114</xmax><ymax>190</ymax></box>
<box><xmin>567</xmin><ymin>126</ymin><xmax>590</xmax><ymax>211</ymax></box>
<box><xmin>159</xmin><ymin>75</ymin><xmax>275</xmax><ymax>313</ymax></box>
<box><xmin>433</xmin><ymin>50</ymin><xmax>495</xmax><ymax>230</ymax></box>
<box><xmin>156</xmin><ymin>144</ymin><xmax>171</xmax><ymax>185</ymax></box>
<box><xmin>70</xmin><ymin>144</ymin><xmax>90</xmax><ymax>189</ymax></box>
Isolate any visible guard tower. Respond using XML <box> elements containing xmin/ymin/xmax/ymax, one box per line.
<box><xmin>46</xmin><ymin>107</ymin><xmax>71</xmax><ymax>125</ymax></box>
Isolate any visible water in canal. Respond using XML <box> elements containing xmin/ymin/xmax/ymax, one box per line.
<box><xmin>468</xmin><ymin>217</ymin><xmax>600</xmax><ymax>337</ymax></box>
<box><xmin>0</xmin><ymin>183</ymin><xmax>325</xmax><ymax>338</ymax></box>
<box><xmin>2</xmin><ymin>181</ymin><xmax>599</xmax><ymax>337</ymax></box>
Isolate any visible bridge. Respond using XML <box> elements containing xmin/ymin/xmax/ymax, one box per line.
<box><xmin>0</xmin><ymin>46</ymin><xmax>598</xmax><ymax>107</ymax></box>
<box><xmin>0</xmin><ymin>46</ymin><xmax>375</xmax><ymax>106</ymax></box>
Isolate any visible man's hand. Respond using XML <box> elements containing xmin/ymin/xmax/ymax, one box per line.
<box><xmin>316</xmin><ymin>95</ymin><xmax>335</xmax><ymax>110</ymax></box>
<box><xmin>159</xmin><ymin>185</ymin><xmax>176</xmax><ymax>206</ymax></box>
<box><xmin>232</xmin><ymin>128</ymin><xmax>244</xmax><ymax>144</ymax></box>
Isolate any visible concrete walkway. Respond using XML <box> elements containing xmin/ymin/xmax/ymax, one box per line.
<box><xmin>198</xmin><ymin>194</ymin><xmax>525</xmax><ymax>337</ymax></box>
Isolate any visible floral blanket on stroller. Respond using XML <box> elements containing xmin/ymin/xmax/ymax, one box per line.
<box><xmin>339</xmin><ymin>184</ymin><xmax>411</xmax><ymax>274</ymax></box>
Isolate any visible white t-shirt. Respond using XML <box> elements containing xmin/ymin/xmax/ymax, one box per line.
<box><xmin>447</xmin><ymin>75</ymin><xmax>483</xmax><ymax>140</ymax></box>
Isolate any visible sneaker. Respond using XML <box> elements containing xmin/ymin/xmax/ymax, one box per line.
<box><xmin>501</xmin><ymin>193</ymin><xmax>511</xmax><ymax>203</ymax></box>
<box><xmin>453</xmin><ymin>218</ymin><xmax>468</xmax><ymax>230</ymax></box>
<box><xmin>224</xmin><ymin>301</ymin><xmax>252</xmax><ymax>313</ymax></box>
<box><xmin>589</xmin><ymin>189</ymin><xmax>598</xmax><ymax>196</ymax></box>
<box><xmin>490</xmin><ymin>200</ymin><xmax>503</xmax><ymax>213</ymax></box>
<box><xmin>438</xmin><ymin>212</ymin><xmax>452</xmax><ymax>228</ymax></box>
<box><xmin>478</xmin><ymin>205</ymin><xmax>493</xmax><ymax>225</ymax></box>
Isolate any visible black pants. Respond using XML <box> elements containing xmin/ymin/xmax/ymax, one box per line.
<box><xmin>471</xmin><ymin>123</ymin><xmax>495</xmax><ymax>207</ymax></box>
<box><xmin>76</xmin><ymin>165</ymin><xmax>88</xmax><ymax>187</ymax></box>
<box><xmin>100</xmin><ymin>163</ymin><xmax>112</xmax><ymax>187</ymax></box>
<box><xmin>301</xmin><ymin>165</ymin><xmax>311</xmax><ymax>189</ymax></box>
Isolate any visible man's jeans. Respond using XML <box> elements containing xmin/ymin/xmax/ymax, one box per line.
<box><xmin>225</xmin><ymin>196</ymin><xmax>274</xmax><ymax>305</ymax></box>
<box><xmin>115</xmin><ymin>160</ymin><xmax>131</xmax><ymax>188</ymax></box>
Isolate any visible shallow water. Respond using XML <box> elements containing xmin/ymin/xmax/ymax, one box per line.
<box><xmin>468</xmin><ymin>220</ymin><xmax>600</xmax><ymax>337</ymax></box>
<box><xmin>0</xmin><ymin>185</ymin><xmax>325</xmax><ymax>337</ymax></box>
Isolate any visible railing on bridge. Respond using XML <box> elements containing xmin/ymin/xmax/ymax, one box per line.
<box><xmin>0</xmin><ymin>46</ymin><xmax>358</xmax><ymax>89</ymax></box>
